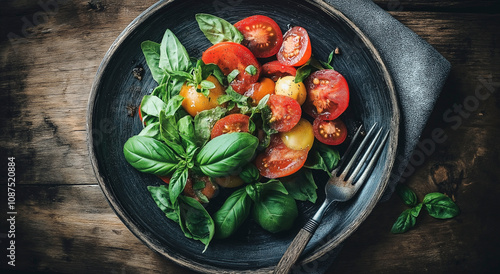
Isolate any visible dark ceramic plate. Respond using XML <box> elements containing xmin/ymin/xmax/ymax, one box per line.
<box><xmin>87</xmin><ymin>0</ymin><xmax>399</xmax><ymax>272</ymax></box>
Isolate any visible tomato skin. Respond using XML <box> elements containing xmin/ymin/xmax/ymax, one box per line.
<box><xmin>268</xmin><ymin>94</ymin><xmax>302</xmax><ymax>132</ymax></box>
<box><xmin>180</xmin><ymin>75</ymin><xmax>226</xmax><ymax>117</ymax></box>
<box><xmin>244</xmin><ymin>77</ymin><xmax>275</xmax><ymax>105</ymax></box>
<box><xmin>261</xmin><ymin>61</ymin><xmax>297</xmax><ymax>81</ymax></box>
<box><xmin>280</xmin><ymin>118</ymin><xmax>314</xmax><ymax>151</ymax></box>
<box><xmin>277</xmin><ymin>26</ymin><xmax>312</xmax><ymax>67</ymax></box>
<box><xmin>255</xmin><ymin>135</ymin><xmax>308</xmax><ymax>178</ymax></box>
<box><xmin>210</xmin><ymin>114</ymin><xmax>250</xmax><ymax>139</ymax></box>
<box><xmin>234</xmin><ymin>15</ymin><xmax>283</xmax><ymax>58</ymax></box>
<box><xmin>312</xmin><ymin>117</ymin><xmax>347</xmax><ymax>145</ymax></box>
<box><xmin>201</xmin><ymin>42</ymin><xmax>261</xmax><ymax>94</ymax></box>
<box><xmin>274</xmin><ymin>76</ymin><xmax>307</xmax><ymax>105</ymax></box>
<box><xmin>138</xmin><ymin>105</ymin><xmax>144</xmax><ymax>125</ymax></box>
<box><xmin>304</xmin><ymin>69</ymin><xmax>349</xmax><ymax>121</ymax></box>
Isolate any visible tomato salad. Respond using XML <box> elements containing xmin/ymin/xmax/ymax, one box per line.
<box><xmin>123</xmin><ymin>13</ymin><xmax>349</xmax><ymax>250</ymax></box>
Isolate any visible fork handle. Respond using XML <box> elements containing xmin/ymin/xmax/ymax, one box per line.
<box><xmin>273</xmin><ymin>219</ymin><xmax>320</xmax><ymax>274</ymax></box>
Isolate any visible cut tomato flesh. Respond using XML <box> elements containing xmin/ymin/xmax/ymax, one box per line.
<box><xmin>255</xmin><ymin>135</ymin><xmax>308</xmax><ymax>178</ymax></box>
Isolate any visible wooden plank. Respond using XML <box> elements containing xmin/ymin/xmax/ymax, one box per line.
<box><xmin>375</xmin><ymin>0</ymin><xmax>500</xmax><ymax>13</ymax></box>
<box><xmin>0</xmin><ymin>184</ymin><xmax>191</xmax><ymax>273</ymax></box>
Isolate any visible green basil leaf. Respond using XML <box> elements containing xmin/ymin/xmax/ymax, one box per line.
<box><xmin>140</xmin><ymin>95</ymin><xmax>167</xmax><ymax>117</ymax></box>
<box><xmin>295</xmin><ymin>65</ymin><xmax>312</xmax><ymax>83</ymax></box>
<box><xmin>227</xmin><ymin>69</ymin><xmax>240</xmax><ymax>84</ymax></box>
<box><xmin>169</xmin><ymin>164</ymin><xmax>189</xmax><ymax>203</ymax></box>
<box><xmin>195</xmin><ymin>13</ymin><xmax>244</xmax><ymax>44</ymax></box>
<box><xmin>410</xmin><ymin>203</ymin><xmax>423</xmax><ymax>218</ymax></box>
<box><xmin>196</xmin><ymin>132</ymin><xmax>259</xmax><ymax>177</ymax></box>
<box><xmin>200</xmin><ymin>80</ymin><xmax>216</xmax><ymax>90</ymax></box>
<box><xmin>396</xmin><ymin>184</ymin><xmax>419</xmax><ymax>207</ymax></box>
<box><xmin>391</xmin><ymin>208</ymin><xmax>417</xmax><ymax>234</ymax></box>
<box><xmin>148</xmin><ymin>185</ymin><xmax>179</xmax><ymax>223</ymax></box>
<box><xmin>213</xmin><ymin>188</ymin><xmax>252</xmax><ymax>239</ymax></box>
<box><xmin>246</xmin><ymin>180</ymin><xmax>288</xmax><ymax>202</ymax></box>
<box><xmin>193</xmin><ymin>106</ymin><xmax>227</xmax><ymax>147</ymax></box>
<box><xmin>178</xmin><ymin>195</ymin><xmax>215</xmax><ymax>251</ymax></box>
<box><xmin>151</xmin><ymin>83</ymin><xmax>167</xmax><ymax>101</ymax></box>
<box><xmin>159</xmin><ymin>29</ymin><xmax>191</xmax><ymax>73</ymax></box>
<box><xmin>281</xmin><ymin>170</ymin><xmax>318</xmax><ymax>203</ymax></box>
<box><xmin>141</xmin><ymin>41</ymin><xmax>165</xmax><ymax>83</ymax></box>
<box><xmin>315</xmin><ymin>143</ymin><xmax>340</xmax><ymax>172</ymax></box>
<box><xmin>245</xmin><ymin>65</ymin><xmax>257</xmax><ymax>76</ymax></box>
<box><xmin>239</xmin><ymin>163</ymin><xmax>260</xmax><ymax>184</ymax></box>
<box><xmin>252</xmin><ymin>191</ymin><xmax>298</xmax><ymax>233</ymax></box>
<box><xmin>423</xmin><ymin>193</ymin><xmax>460</xmax><ymax>219</ymax></box>
<box><xmin>303</xmin><ymin>149</ymin><xmax>329</xmax><ymax>174</ymax></box>
<box><xmin>138</xmin><ymin>122</ymin><xmax>161</xmax><ymax>140</ymax></box>
<box><xmin>159</xmin><ymin>110</ymin><xmax>185</xmax><ymax>156</ymax></box>
<box><xmin>123</xmin><ymin>136</ymin><xmax>178</xmax><ymax>176</ymax></box>
<box><xmin>203</xmin><ymin>63</ymin><xmax>227</xmax><ymax>86</ymax></box>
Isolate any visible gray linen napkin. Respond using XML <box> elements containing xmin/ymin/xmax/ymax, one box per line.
<box><xmin>293</xmin><ymin>0</ymin><xmax>451</xmax><ymax>272</ymax></box>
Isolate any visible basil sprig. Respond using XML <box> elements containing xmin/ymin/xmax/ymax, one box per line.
<box><xmin>391</xmin><ymin>185</ymin><xmax>460</xmax><ymax>234</ymax></box>
<box><xmin>196</xmin><ymin>13</ymin><xmax>244</xmax><ymax>44</ymax></box>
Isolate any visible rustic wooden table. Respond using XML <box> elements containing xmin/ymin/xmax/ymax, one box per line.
<box><xmin>1</xmin><ymin>0</ymin><xmax>499</xmax><ymax>273</ymax></box>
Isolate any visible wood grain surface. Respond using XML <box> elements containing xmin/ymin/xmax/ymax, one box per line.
<box><xmin>1</xmin><ymin>0</ymin><xmax>499</xmax><ymax>273</ymax></box>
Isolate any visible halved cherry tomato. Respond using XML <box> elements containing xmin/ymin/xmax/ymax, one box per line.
<box><xmin>313</xmin><ymin>117</ymin><xmax>347</xmax><ymax>145</ymax></box>
<box><xmin>261</xmin><ymin>60</ymin><xmax>297</xmax><ymax>81</ymax></box>
<box><xmin>210</xmin><ymin>114</ymin><xmax>250</xmax><ymax>139</ymax></box>
<box><xmin>304</xmin><ymin>69</ymin><xmax>349</xmax><ymax>121</ymax></box>
<box><xmin>280</xmin><ymin>118</ymin><xmax>314</xmax><ymax>151</ymax></box>
<box><xmin>268</xmin><ymin>94</ymin><xmax>301</xmax><ymax>132</ymax></box>
<box><xmin>202</xmin><ymin>42</ymin><xmax>261</xmax><ymax>94</ymax></box>
<box><xmin>277</xmin><ymin>26</ymin><xmax>312</xmax><ymax>67</ymax></box>
<box><xmin>234</xmin><ymin>15</ymin><xmax>283</xmax><ymax>58</ymax></box>
<box><xmin>244</xmin><ymin>77</ymin><xmax>275</xmax><ymax>105</ymax></box>
<box><xmin>255</xmin><ymin>135</ymin><xmax>308</xmax><ymax>178</ymax></box>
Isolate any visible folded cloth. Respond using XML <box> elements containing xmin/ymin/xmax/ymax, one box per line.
<box><xmin>295</xmin><ymin>0</ymin><xmax>451</xmax><ymax>272</ymax></box>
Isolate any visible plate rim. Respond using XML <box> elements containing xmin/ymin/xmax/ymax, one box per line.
<box><xmin>86</xmin><ymin>0</ymin><xmax>400</xmax><ymax>272</ymax></box>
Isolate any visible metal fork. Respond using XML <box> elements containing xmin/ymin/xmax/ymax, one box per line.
<box><xmin>274</xmin><ymin>124</ymin><xmax>390</xmax><ymax>274</ymax></box>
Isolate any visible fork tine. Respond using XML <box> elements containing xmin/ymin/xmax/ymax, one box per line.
<box><xmin>335</xmin><ymin>124</ymin><xmax>364</xmax><ymax>174</ymax></box>
<box><xmin>353</xmin><ymin>130</ymin><xmax>390</xmax><ymax>187</ymax></box>
<box><xmin>338</xmin><ymin>123</ymin><xmax>378</xmax><ymax>178</ymax></box>
<box><xmin>348</xmin><ymin>127</ymin><xmax>383</xmax><ymax>183</ymax></box>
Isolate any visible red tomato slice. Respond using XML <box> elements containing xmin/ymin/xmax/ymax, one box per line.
<box><xmin>277</xmin><ymin>26</ymin><xmax>312</xmax><ymax>67</ymax></box>
<box><xmin>304</xmin><ymin>69</ymin><xmax>349</xmax><ymax>120</ymax></box>
<box><xmin>255</xmin><ymin>135</ymin><xmax>308</xmax><ymax>178</ymax></box>
<box><xmin>313</xmin><ymin>117</ymin><xmax>347</xmax><ymax>145</ymax></box>
<box><xmin>210</xmin><ymin>114</ymin><xmax>250</xmax><ymax>139</ymax></box>
<box><xmin>268</xmin><ymin>94</ymin><xmax>301</xmax><ymax>132</ymax></box>
<box><xmin>234</xmin><ymin>15</ymin><xmax>283</xmax><ymax>58</ymax></box>
<box><xmin>261</xmin><ymin>61</ymin><xmax>297</xmax><ymax>81</ymax></box>
<box><xmin>201</xmin><ymin>42</ymin><xmax>261</xmax><ymax>94</ymax></box>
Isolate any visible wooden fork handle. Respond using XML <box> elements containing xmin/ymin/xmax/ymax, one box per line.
<box><xmin>273</xmin><ymin>219</ymin><xmax>320</xmax><ymax>274</ymax></box>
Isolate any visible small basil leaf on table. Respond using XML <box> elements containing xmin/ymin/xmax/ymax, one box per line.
<box><xmin>423</xmin><ymin>192</ymin><xmax>460</xmax><ymax>219</ymax></box>
<box><xmin>123</xmin><ymin>136</ymin><xmax>178</xmax><ymax>176</ymax></box>
<box><xmin>159</xmin><ymin>29</ymin><xmax>191</xmax><ymax>73</ymax></box>
<box><xmin>213</xmin><ymin>188</ymin><xmax>252</xmax><ymax>239</ymax></box>
<box><xmin>391</xmin><ymin>208</ymin><xmax>417</xmax><ymax>234</ymax></box>
<box><xmin>178</xmin><ymin>195</ymin><xmax>215</xmax><ymax>251</ymax></box>
<box><xmin>195</xmin><ymin>13</ymin><xmax>244</xmax><ymax>44</ymax></box>
<box><xmin>148</xmin><ymin>185</ymin><xmax>179</xmax><ymax>223</ymax></box>
<box><xmin>196</xmin><ymin>132</ymin><xmax>259</xmax><ymax>177</ymax></box>
<box><xmin>193</xmin><ymin>107</ymin><xmax>227</xmax><ymax>147</ymax></box>
<box><xmin>252</xmin><ymin>191</ymin><xmax>298</xmax><ymax>233</ymax></box>
<box><xmin>280</xmin><ymin>169</ymin><xmax>318</xmax><ymax>203</ymax></box>
<box><xmin>396</xmin><ymin>184</ymin><xmax>419</xmax><ymax>207</ymax></box>
<box><xmin>140</xmin><ymin>41</ymin><xmax>165</xmax><ymax>83</ymax></box>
